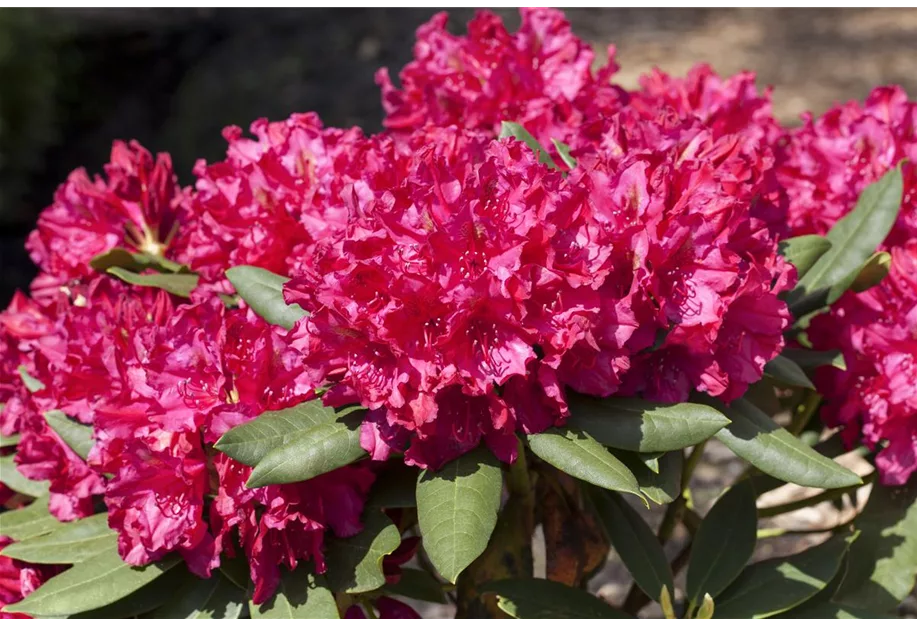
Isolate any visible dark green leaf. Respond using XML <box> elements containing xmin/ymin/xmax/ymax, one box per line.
<box><xmin>225</xmin><ymin>265</ymin><xmax>306</xmax><ymax>330</ymax></box>
<box><xmin>148</xmin><ymin>573</ymin><xmax>246</xmax><ymax>619</ymax></box>
<box><xmin>250</xmin><ymin>566</ymin><xmax>338</xmax><ymax>619</ymax></box>
<box><xmin>566</xmin><ymin>394</ymin><xmax>730</xmax><ymax>453</ymax></box>
<box><xmin>416</xmin><ymin>447</ymin><xmax>502</xmax><ymax>584</ymax></box>
<box><xmin>499</xmin><ymin>121</ymin><xmax>558</xmax><ymax>169</ymax></box>
<box><xmin>326</xmin><ymin>509</ymin><xmax>401</xmax><ymax>593</ymax></box>
<box><xmin>481</xmin><ymin>578</ymin><xmax>630</xmax><ymax>619</ymax></box>
<box><xmin>711</xmin><ymin>397</ymin><xmax>862</xmax><ymax>489</ymax></box>
<box><xmin>714</xmin><ymin>533</ymin><xmax>854</xmax><ymax>618</ymax></box>
<box><xmin>368</xmin><ymin>464</ymin><xmax>420</xmax><ymax>509</ymax></box>
<box><xmin>75</xmin><ymin>566</ymin><xmax>197</xmax><ymax>619</ymax></box>
<box><xmin>833</xmin><ymin>477</ymin><xmax>917</xmax><ymax>612</ymax></box>
<box><xmin>526</xmin><ymin>428</ymin><xmax>643</xmax><ymax>501</ymax></box>
<box><xmin>589</xmin><ymin>488</ymin><xmax>673</xmax><ymax>601</ymax></box>
<box><xmin>17</xmin><ymin>365</ymin><xmax>44</xmax><ymax>393</ymax></box>
<box><xmin>552</xmin><ymin>139</ymin><xmax>577</xmax><ymax>169</ymax></box>
<box><xmin>90</xmin><ymin>247</ymin><xmax>188</xmax><ymax>274</ymax></box>
<box><xmin>0</xmin><ymin>455</ymin><xmax>48</xmax><ymax>498</ymax></box>
<box><xmin>764</xmin><ymin>355</ymin><xmax>816</xmax><ymax>389</ymax></box>
<box><xmin>0</xmin><ymin>512</ymin><xmax>116</xmax><ymax>563</ymax></box>
<box><xmin>4</xmin><ymin>548</ymin><xmax>181</xmax><ymax>617</ymax></box>
<box><xmin>246</xmin><ymin>413</ymin><xmax>366</xmax><ymax>488</ymax></box>
<box><xmin>106</xmin><ymin>266</ymin><xmax>198</xmax><ymax>298</ymax></box>
<box><xmin>617</xmin><ymin>449</ymin><xmax>682</xmax><ymax>505</ymax></box>
<box><xmin>384</xmin><ymin>567</ymin><xmax>447</xmax><ymax>604</ymax></box>
<box><xmin>215</xmin><ymin>400</ymin><xmax>362</xmax><ymax>468</ymax></box>
<box><xmin>782</xmin><ymin>602</ymin><xmax>895</xmax><ymax>619</ymax></box>
<box><xmin>43</xmin><ymin>410</ymin><xmax>93</xmax><ymax>460</ymax></box>
<box><xmin>847</xmin><ymin>251</ymin><xmax>892</xmax><ymax>294</ymax></box>
<box><xmin>686</xmin><ymin>481</ymin><xmax>758</xmax><ymax>605</ymax></box>
<box><xmin>782</xmin><ymin>347</ymin><xmax>846</xmax><ymax>371</ymax></box>
<box><xmin>0</xmin><ymin>497</ymin><xmax>63</xmax><ymax>540</ymax></box>
<box><xmin>778</xmin><ymin>235</ymin><xmax>832</xmax><ymax>277</ymax></box>
<box><xmin>791</xmin><ymin>165</ymin><xmax>904</xmax><ymax>313</ymax></box>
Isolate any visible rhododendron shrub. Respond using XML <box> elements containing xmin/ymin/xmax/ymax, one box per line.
<box><xmin>1</xmin><ymin>8</ymin><xmax>915</xmax><ymax>621</ymax></box>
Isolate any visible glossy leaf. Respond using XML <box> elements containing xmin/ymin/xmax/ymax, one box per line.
<box><xmin>44</xmin><ymin>410</ymin><xmax>93</xmax><ymax>460</ymax></box>
<box><xmin>0</xmin><ymin>455</ymin><xmax>48</xmax><ymax>498</ymax></box>
<box><xmin>90</xmin><ymin>247</ymin><xmax>188</xmax><ymax>274</ymax></box>
<box><xmin>384</xmin><ymin>567</ymin><xmax>447</xmax><ymax>604</ymax></box>
<box><xmin>250</xmin><ymin>566</ymin><xmax>338</xmax><ymax>619</ymax></box>
<box><xmin>325</xmin><ymin>509</ymin><xmax>401</xmax><ymax>593</ymax></box>
<box><xmin>847</xmin><ymin>250</ymin><xmax>892</xmax><ymax>293</ymax></box>
<box><xmin>416</xmin><ymin>447</ymin><xmax>502</xmax><ymax>584</ymax></box>
<box><xmin>552</xmin><ymin>139</ymin><xmax>577</xmax><ymax>169</ymax></box>
<box><xmin>75</xmin><ymin>567</ymin><xmax>197</xmax><ymax>619</ymax></box>
<box><xmin>833</xmin><ymin>476</ymin><xmax>917</xmax><ymax>612</ymax></box>
<box><xmin>590</xmin><ymin>488</ymin><xmax>673</xmax><ymax>601</ymax></box>
<box><xmin>764</xmin><ymin>355</ymin><xmax>815</xmax><ymax>389</ymax></box>
<box><xmin>215</xmin><ymin>400</ymin><xmax>362</xmax><ymax>468</ymax></box>
<box><xmin>711</xmin><ymin>398</ymin><xmax>862</xmax><ymax>489</ymax></box>
<box><xmin>791</xmin><ymin>165</ymin><xmax>903</xmax><ymax>312</ymax></box>
<box><xmin>686</xmin><ymin>481</ymin><xmax>758</xmax><ymax>605</ymax></box>
<box><xmin>778</xmin><ymin>235</ymin><xmax>832</xmax><ymax>277</ymax></box>
<box><xmin>245</xmin><ymin>413</ymin><xmax>366</xmax><ymax>488</ymax></box>
<box><xmin>4</xmin><ymin>548</ymin><xmax>180</xmax><ymax>616</ymax></box>
<box><xmin>225</xmin><ymin>265</ymin><xmax>306</xmax><ymax>330</ymax></box>
<box><xmin>499</xmin><ymin>121</ymin><xmax>558</xmax><ymax>169</ymax></box>
<box><xmin>714</xmin><ymin>533</ymin><xmax>854</xmax><ymax>618</ymax></box>
<box><xmin>0</xmin><ymin>513</ymin><xmax>116</xmax><ymax>563</ymax></box>
<box><xmin>482</xmin><ymin>578</ymin><xmax>630</xmax><ymax>619</ymax></box>
<box><xmin>782</xmin><ymin>347</ymin><xmax>846</xmax><ymax>371</ymax></box>
<box><xmin>106</xmin><ymin>267</ymin><xmax>198</xmax><ymax>298</ymax></box>
<box><xmin>566</xmin><ymin>394</ymin><xmax>730</xmax><ymax>452</ymax></box>
<box><xmin>0</xmin><ymin>497</ymin><xmax>63</xmax><ymax>540</ymax></box>
<box><xmin>148</xmin><ymin>573</ymin><xmax>246</xmax><ymax>619</ymax></box>
<box><xmin>616</xmin><ymin>449</ymin><xmax>682</xmax><ymax>505</ymax></box>
<box><xmin>527</xmin><ymin>428</ymin><xmax>643</xmax><ymax>500</ymax></box>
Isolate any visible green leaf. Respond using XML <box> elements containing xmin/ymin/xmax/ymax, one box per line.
<box><xmin>106</xmin><ymin>266</ymin><xmax>198</xmax><ymax>298</ymax></box>
<box><xmin>791</xmin><ymin>165</ymin><xmax>904</xmax><ymax>313</ymax></box>
<box><xmin>214</xmin><ymin>400</ymin><xmax>362</xmax><ymax>468</ymax></box>
<box><xmin>565</xmin><ymin>394</ymin><xmax>730</xmax><ymax>453</ymax></box>
<box><xmin>714</xmin><ymin>533</ymin><xmax>854</xmax><ymax>618</ymax></box>
<box><xmin>43</xmin><ymin>410</ymin><xmax>93</xmax><ymax>460</ymax></box>
<box><xmin>225</xmin><ymin>265</ymin><xmax>306</xmax><ymax>330</ymax></box>
<box><xmin>833</xmin><ymin>476</ymin><xmax>917</xmax><ymax>612</ymax></box>
<box><xmin>148</xmin><ymin>573</ymin><xmax>246</xmax><ymax>619</ymax></box>
<box><xmin>696</xmin><ymin>593</ymin><xmax>715</xmax><ymax>619</ymax></box>
<box><xmin>526</xmin><ymin>428</ymin><xmax>643</xmax><ymax>501</ymax></box>
<box><xmin>416</xmin><ymin>447</ymin><xmax>502</xmax><ymax>584</ymax></box>
<box><xmin>0</xmin><ymin>497</ymin><xmax>63</xmax><ymax>540</ymax></box>
<box><xmin>778</xmin><ymin>235</ymin><xmax>832</xmax><ymax>277</ymax></box>
<box><xmin>589</xmin><ymin>488</ymin><xmax>673</xmax><ymax>601</ymax></box>
<box><xmin>764</xmin><ymin>355</ymin><xmax>815</xmax><ymax>389</ymax></box>
<box><xmin>847</xmin><ymin>250</ymin><xmax>892</xmax><ymax>294</ymax></box>
<box><xmin>782</xmin><ymin>347</ymin><xmax>846</xmax><ymax>372</ymax></box>
<box><xmin>685</xmin><ymin>481</ymin><xmax>758</xmax><ymax>605</ymax></box>
<box><xmin>250</xmin><ymin>566</ymin><xmax>338</xmax><ymax>619</ymax></box>
<box><xmin>74</xmin><ymin>566</ymin><xmax>197</xmax><ymax>619</ymax></box>
<box><xmin>0</xmin><ymin>432</ymin><xmax>20</xmax><ymax>447</ymax></box>
<box><xmin>0</xmin><ymin>512</ymin><xmax>116</xmax><ymax>563</ymax></box>
<box><xmin>639</xmin><ymin>452</ymin><xmax>663</xmax><ymax>474</ymax></box>
<box><xmin>0</xmin><ymin>455</ymin><xmax>48</xmax><ymax>498</ymax></box>
<box><xmin>368</xmin><ymin>464</ymin><xmax>420</xmax><ymax>509</ymax></box>
<box><xmin>552</xmin><ymin>139</ymin><xmax>577</xmax><ymax>169</ymax></box>
<box><xmin>90</xmin><ymin>247</ymin><xmax>188</xmax><ymax>274</ymax></box>
<box><xmin>325</xmin><ymin>509</ymin><xmax>401</xmax><ymax>593</ymax></box>
<box><xmin>783</xmin><ymin>602</ymin><xmax>895</xmax><ymax>619</ymax></box>
<box><xmin>711</xmin><ymin>397</ymin><xmax>862</xmax><ymax>489</ymax></box>
<box><xmin>499</xmin><ymin>121</ymin><xmax>558</xmax><ymax>169</ymax></box>
<box><xmin>481</xmin><ymin>578</ymin><xmax>630</xmax><ymax>619</ymax></box>
<box><xmin>4</xmin><ymin>548</ymin><xmax>181</xmax><ymax>616</ymax></box>
<box><xmin>245</xmin><ymin>413</ymin><xmax>366</xmax><ymax>488</ymax></box>
<box><xmin>616</xmin><ymin>449</ymin><xmax>682</xmax><ymax>505</ymax></box>
<box><xmin>384</xmin><ymin>567</ymin><xmax>447</xmax><ymax>604</ymax></box>
<box><xmin>17</xmin><ymin>365</ymin><xmax>44</xmax><ymax>393</ymax></box>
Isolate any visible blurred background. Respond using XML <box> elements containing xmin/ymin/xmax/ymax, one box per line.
<box><xmin>2</xmin><ymin>7</ymin><xmax>917</xmax><ymax>305</ymax></box>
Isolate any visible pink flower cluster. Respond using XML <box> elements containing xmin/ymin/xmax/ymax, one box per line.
<box><xmin>780</xmin><ymin>86</ymin><xmax>917</xmax><ymax>485</ymax></box>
